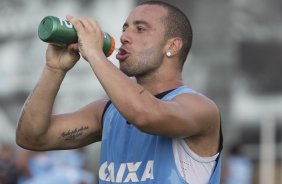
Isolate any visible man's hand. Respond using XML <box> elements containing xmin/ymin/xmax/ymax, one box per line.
<box><xmin>46</xmin><ymin>43</ymin><xmax>80</xmax><ymax>73</ymax></box>
<box><xmin>67</xmin><ymin>15</ymin><xmax>105</xmax><ymax>62</ymax></box>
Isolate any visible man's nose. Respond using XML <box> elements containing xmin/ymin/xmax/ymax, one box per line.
<box><xmin>120</xmin><ymin>29</ymin><xmax>132</xmax><ymax>45</ymax></box>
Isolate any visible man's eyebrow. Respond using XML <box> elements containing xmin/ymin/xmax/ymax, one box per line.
<box><xmin>133</xmin><ymin>20</ymin><xmax>151</xmax><ymax>28</ymax></box>
<box><xmin>122</xmin><ymin>20</ymin><xmax>151</xmax><ymax>29</ymax></box>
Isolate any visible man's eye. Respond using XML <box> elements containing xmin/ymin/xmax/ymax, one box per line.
<box><xmin>122</xmin><ymin>25</ymin><xmax>128</xmax><ymax>32</ymax></box>
<box><xmin>137</xmin><ymin>26</ymin><xmax>145</xmax><ymax>32</ymax></box>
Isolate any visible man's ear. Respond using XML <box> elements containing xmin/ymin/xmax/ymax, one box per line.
<box><xmin>165</xmin><ymin>37</ymin><xmax>183</xmax><ymax>57</ymax></box>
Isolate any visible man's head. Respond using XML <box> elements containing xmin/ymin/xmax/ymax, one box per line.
<box><xmin>117</xmin><ymin>1</ymin><xmax>192</xmax><ymax>77</ymax></box>
<box><xmin>139</xmin><ymin>1</ymin><xmax>193</xmax><ymax>66</ymax></box>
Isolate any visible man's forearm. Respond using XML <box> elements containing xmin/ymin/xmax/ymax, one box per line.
<box><xmin>16</xmin><ymin>66</ymin><xmax>66</xmax><ymax>146</ymax></box>
<box><xmin>87</xmin><ymin>53</ymin><xmax>155</xmax><ymax>127</ymax></box>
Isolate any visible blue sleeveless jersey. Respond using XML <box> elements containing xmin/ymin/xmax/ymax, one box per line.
<box><xmin>99</xmin><ymin>86</ymin><xmax>222</xmax><ymax>184</ymax></box>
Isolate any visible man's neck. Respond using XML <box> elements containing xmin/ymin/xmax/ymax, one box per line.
<box><xmin>136</xmin><ymin>75</ymin><xmax>183</xmax><ymax>95</ymax></box>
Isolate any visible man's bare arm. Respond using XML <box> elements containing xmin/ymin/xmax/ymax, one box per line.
<box><xmin>16</xmin><ymin>66</ymin><xmax>106</xmax><ymax>151</ymax></box>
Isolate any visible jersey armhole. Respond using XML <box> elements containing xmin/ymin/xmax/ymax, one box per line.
<box><xmin>218</xmin><ymin>113</ymin><xmax>223</xmax><ymax>153</ymax></box>
<box><xmin>101</xmin><ymin>100</ymin><xmax>112</xmax><ymax>129</ymax></box>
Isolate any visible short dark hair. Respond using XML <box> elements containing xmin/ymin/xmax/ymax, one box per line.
<box><xmin>139</xmin><ymin>1</ymin><xmax>193</xmax><ymax>66</ymax></box>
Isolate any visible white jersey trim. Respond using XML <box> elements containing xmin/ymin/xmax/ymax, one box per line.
<box><xmin>172</xmin><ymin>138</ymin><xmax>219</xmax><ymax>184</ymax></box>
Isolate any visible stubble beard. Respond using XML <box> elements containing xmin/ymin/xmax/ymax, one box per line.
<box><xmin>120</xmin><ymin>46</ymin><xmax>164</xmax><ymax>78</ymax></box>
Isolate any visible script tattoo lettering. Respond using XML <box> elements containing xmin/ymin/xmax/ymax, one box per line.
<box><xmin>61</xmin><ymin>126</ymin><xmax>89</xmax><ymax>141</ymax></box>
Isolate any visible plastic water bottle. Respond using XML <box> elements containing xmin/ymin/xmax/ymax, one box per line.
<box><xmin>38</xmin><ymin>16</ymin><xmax>115</xmax><ymax>57</ymax></box>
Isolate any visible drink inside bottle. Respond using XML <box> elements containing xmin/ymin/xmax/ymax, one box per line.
<box><xmin>38</xmin><ymin>16</ymin><xmax>115</xmax><ymax>57</ymax></box>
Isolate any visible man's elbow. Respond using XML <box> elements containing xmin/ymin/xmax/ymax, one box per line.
<box><xmin>16</xmin><ymin>130</ymin><xmax>30</xmax><ymax>149</ymax></box>
<box><xmin>16</xmin><ymin>130</ymin><xmax>43</xmax><ymax>151</ymax></box>
<box><xmin>131</xmin><ymin>110</ymin><xmax>156</xmax><ymax>133</ymax></box>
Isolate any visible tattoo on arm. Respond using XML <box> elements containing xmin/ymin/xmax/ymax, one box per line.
<box><xmin>61</xmin><ymin>126</ymin><xmax>89</xmax><ymax>141</ymax></box>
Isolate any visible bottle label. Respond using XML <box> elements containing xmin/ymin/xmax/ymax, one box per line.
<box><xmin>59</xmin><ymin>17</ymin><xmax>73</xmax><ymax>29</ymax></box>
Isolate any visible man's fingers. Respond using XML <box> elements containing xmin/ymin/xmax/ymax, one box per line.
<box><xmin>67</xmin><ymin>16</ymin><xmax>85</xmax><ymax>32</ymax></box>
<box><xmin>66</xmin><ymin>15</ymin><xmax>74</xmax><ymax>20</ymax></box>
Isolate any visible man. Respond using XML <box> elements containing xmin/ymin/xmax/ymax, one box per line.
<box><xmin>16</xmin><ymin>1</ymin><xmax>223</xmax><ymax>183</ymax></box>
